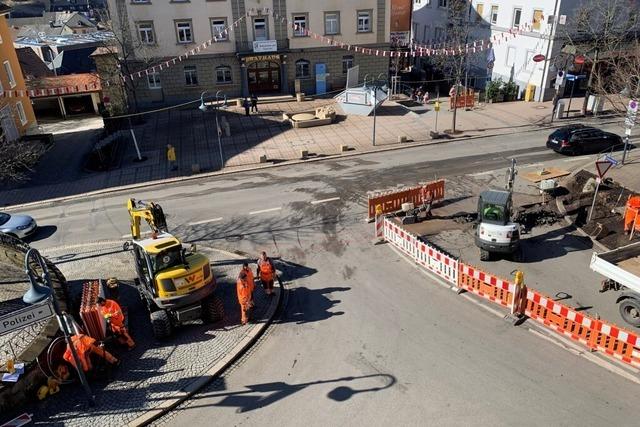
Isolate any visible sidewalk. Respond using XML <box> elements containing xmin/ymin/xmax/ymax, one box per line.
<box><xmin>0</xmin><ymin>96</ymin><xmax>622</xmax><ymax>208</ymax></box>
<box><xmin>0</xmin><ymin>241</ymin><xmax>282</xmax><ymax>427</ymax></box>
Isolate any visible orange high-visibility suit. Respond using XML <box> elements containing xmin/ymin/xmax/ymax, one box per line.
<box><xmin>237</xmin><ymin>274</ymin><xmax>254</xmax><ymax>325</ymax></box>
<box><xmin>63</xmin><ymin>334</ymin><xmax>118</xmax><ymax>372</ymax></box>
<box><xmin>100</xmin><ymin>299</ymin><xmax>135</xmax><ymax>348</ymax></box>
<box><xmin>257</xmin><ymin>257</ymin><xmax>275</xmax><ymax>295</ymax></box>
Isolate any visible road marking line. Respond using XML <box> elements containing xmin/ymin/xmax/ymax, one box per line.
<box><xmin>311</xmin><ymin>197</ymin><xmax>341</xmax><ymax>205</ymax></box>
<box><xmin>249</xmin><ymin>207</ymin><xmax>282</xmax><ymax>215</ymax></box>
<box><xmin>189</xmin><ymin>217</ymin><xmax>223</xmax><ymax>226</ymax></box>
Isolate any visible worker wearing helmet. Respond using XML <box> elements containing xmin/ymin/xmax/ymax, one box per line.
<box><xmin>256</xmin><ymin>251</ymin><xmax>276</xmax><ymax>296</ymax></box>
<box><xmin>237</xmin><ymin>269</ymin><xmax>255</xmax><ymax>325</ymax></box>
<box><xmin>97</xmin><ymin>297</ymin><xmax>135</xmax><ymax>349</ymax></box>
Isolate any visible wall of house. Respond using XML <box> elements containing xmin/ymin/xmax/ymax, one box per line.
<box><xmin>0</xmin><ymin>14</ymin><xmax>36</xmax><ymax>137</ymax></box>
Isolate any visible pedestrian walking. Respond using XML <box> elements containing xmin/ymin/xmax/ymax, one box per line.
<box><xmin>236</xmin><ymin>270</ymin><xmax>255</xmax><ymax>325</ymax></box>
<box><xmin>243</xmin><ymin>97</ymin><xmax>250</xmax><ymax>116</ymax></box>
<box><xmin>256</xmin><ymin>251</ymin><xmax>276</xmax><ymax>296</ymax></box>
<box><xmin>166</xmin><ymin>144</ymin><xmax>177</xmax><ymax>171</ymax></box>
<box><xmin>250</xmin><ymin>93</ymin><xmax>258</xmax><ymax>113</ymax></box>
<box><xmin>422</xmin><ymin>91</ymin><xmax>430</xmax><ymax>106</ymax></box>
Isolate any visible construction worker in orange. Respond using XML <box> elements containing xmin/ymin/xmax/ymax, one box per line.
<box><xmin>237</xmin><ymin>267</ymin><xmax>255</xmax><ymax>325</ymax></box>
<box><xmin>98</xmin><ymin>297</ymin><xmax>135</xmax><ymax>349</ymax></box>
<box><xmin>63</xmin><ymin>333</ymin><xmax>119</xmax><ymax>372</ymax></box>
<box><xmin>257</xmin><ymin>251</ymin><xmax>276</xmax><ymax>296</ymax></box>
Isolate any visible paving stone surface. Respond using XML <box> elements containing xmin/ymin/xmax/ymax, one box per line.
<box><xmin>1</xmin><ymin>241</ymin><xmax>276</xmax><ymax>426</ymax></box>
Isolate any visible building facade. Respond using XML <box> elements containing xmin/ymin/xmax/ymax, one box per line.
<box><xmin>0</xmin><ymin>4</ymin><xmax>36</xmax><ymax>141</ymax></box>
<box><xmin>107</xmin><ymin>0</ymin><xmax>391</xmax><ymax>107</ymax></box>
<box><xmin>411</xmin><ymin>0</ymin><xmax>585</xmax><ymax>101</ymax></box>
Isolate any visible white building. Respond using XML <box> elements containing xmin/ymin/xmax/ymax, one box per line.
<box><xmin>411</xmin><ymin>0</ymin><xmax>586</xmax><ymax>101</ymax></box>
<box><xmin>105</xmin><ymin>0</ymin><xmax>391</xmax><ymax>107</ymax></box>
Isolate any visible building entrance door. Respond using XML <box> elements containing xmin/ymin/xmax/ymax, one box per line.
<box><xmin>248</xmin><ymin>61</ymin><xmax>280</xmax><ymax>93</ymax></box>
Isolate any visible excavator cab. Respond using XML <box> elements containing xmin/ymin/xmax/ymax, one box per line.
<box><xmin>126</xmin><ymin>198</ymin><xmax>223</xmax><ymax>338</ymax></box>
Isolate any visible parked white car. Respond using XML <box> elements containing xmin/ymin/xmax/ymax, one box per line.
<box><xmin>0</xmin><ymin>212</ymin><xmax>38</xmax><ymax>239</ymax></box>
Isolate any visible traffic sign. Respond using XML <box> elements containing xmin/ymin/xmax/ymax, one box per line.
<box><xmin>532</xmin><ymin>54</ymin><xmax>545</xmax><ymax>62</ymax></box>
<box><xmin>574</xmin><ymin>55</ymin><xmax>586</xmax><ymax>65</ymax></box>
<box><xmin>605</xmin><ymin>155</ymin><xmax>619</xmax><ymax>166</ymax></box>
<box><xmin>0</xmin><ymin>302</ymin><xmax>54</xmax><ymax>336</ymax></box>
<box><xmin>0</xmin><ymin>413</ymin><xmax>33</xmax><ymax>427</ymax></box>
<box><xmin>595</xmin><ymin>160</ymin><xmax>613</xmax><ymax>178</ymax></box>
<box><xmin>629</xmin><ymin>99</ymin><xmax>638</xmax><ymax>113</ymax></box>
<box><xmin>565</xmin><ymin>74</ymin><xmax>587</xmax><ymax>82</ymax></box>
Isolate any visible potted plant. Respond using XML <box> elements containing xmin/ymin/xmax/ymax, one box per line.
<box><xmin>502</xmin><ymin>80</ymin><xmax>519</xmax><ymax>101</ymax></box>
<box><xmin>486</xmin><ymin>78</ymin><xmax>502</xmax><ymax>103</ymax></box>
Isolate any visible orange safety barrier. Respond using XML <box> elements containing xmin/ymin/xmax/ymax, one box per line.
<box><xmin>525</xmin><ymin>288</ymin><xmax>640</xmax><ymax>367</ymax></box>
<box><xmin>367</xmin><ymin>179</ymin><xmax>445</xmax><ymax>221</ymax></box>
<box><xmin>458</xmin><ymin>263</ymin><xmax>517</xmax><ymax>309</ymax></box>
<box><xmin>624</xmin><ymin>195</ymin><xmax>640</xmax><ymax>233</ymax></box>
<box><xmin>452</xmin><ymin>94</ymin><xmax>475</xmax><ymax>109</ymax></box>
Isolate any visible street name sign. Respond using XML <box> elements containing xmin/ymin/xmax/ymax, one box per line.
<box><xmin>595</xmin><ymin>160</ymin><xmax>613</xmax><ymax>178</ymax></box>
<box><xmin>605</xmin><ymin>155</ymin><xmax>619</xmax><ymax>166</ymax></box>
<box><xmin>0</xmin><ymin>303</ymin><xmax>54</xmax><ymax>336</ymax></box>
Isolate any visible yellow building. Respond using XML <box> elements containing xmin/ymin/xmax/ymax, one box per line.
<box><xmin>0</xmin><ymin>3</ymin><xmax>36</xmax><ymax>141</ymax></box>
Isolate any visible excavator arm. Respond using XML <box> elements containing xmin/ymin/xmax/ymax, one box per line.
<box><xmin>127</xmin><ymin>198</ymin><xmax>169</xmax><ymax>240</ymax></box>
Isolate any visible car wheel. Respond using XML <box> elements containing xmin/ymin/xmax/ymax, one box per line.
<box><xmin>572</xmin><ymin>146</ymin><xmax>583</xmax><ymax>156</ymax></box>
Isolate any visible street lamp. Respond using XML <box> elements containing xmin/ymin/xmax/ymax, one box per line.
<box><xmin>199</xmin><ymin>91</ymin><xmax>228</xmax><ymax>169</ymax></box>
<box><xmin>23</xmin><ymin>248</ymin><xmax>95</xmax><ymax>406</ymax></box>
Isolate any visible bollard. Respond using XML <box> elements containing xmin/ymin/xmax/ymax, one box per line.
<box><xmin>340</xmin><ymin>145</ymin><xmax>349</xmax><ymax>152</ymax></box>
<box><xmin>397</xmin><ymin>135</ymin><xmax>407</xmax><ymax>143</ymax></box>
<box><xmin>300</xmin><ymin>149</ymin><xmax>309</xmax><ymax>159</ymax></box>
<box><xmin>259</xmin><ymin>155</ymin><xmax>268</xmax><ymax>163</ymax></box>
<box><xmin>191</xmin><ymin>163</ymin><xmax>200</xmax><ymax>173</ymax></box>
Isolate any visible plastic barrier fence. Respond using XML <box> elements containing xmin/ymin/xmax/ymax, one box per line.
<box><xmin>525</xmin><ymin>288</ymin><xmax>640</xmax><ymax>367</ymax></box>
<box><xmin>368</xmin><ymin>179</ymin><xmax>445</xmax><ymax>221</ymax></box>
<box><xmin>383</xmin><ymin>218</ymin><xmax>458</xmax><ymax>286</ymax></box>
<box><xmin>458</xmin><ymin>263</ymin><xmax>516</xmax><ymax>309</ymax></box>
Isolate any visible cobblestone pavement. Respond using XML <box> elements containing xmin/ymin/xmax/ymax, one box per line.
<box><xmin>1</xmin><ymin>241</ymin><xmax>278</xmax><ymax>426</ymax></box>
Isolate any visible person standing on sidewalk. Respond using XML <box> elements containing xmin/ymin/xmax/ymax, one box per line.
<box><xmin>422</xmin><ymin>91</ymin><xmax>430</xmax><ymax>106</ymax></box>
<box><xmin>250</xmin><ymin>93</ymin><xmax>259</xmax><ymax>113</ymax></box>
<box><xmin>236</xmin><ymin>270</ymin><xmax>254</xmax><ymax>325</ymax></box>
<box><xmin>257</xmin><ymin>251</ymin><xmax>276</xmax><ymax>296</ymax></box>
<box><xmin>167</xmin><ymin>144</ymin><xmax>177</xmax><ymax>171</ymax></box>
<box><xmin>243</xmin><ymin>97</ymin><xmax>250</xmax><ymax>116</ymax></box>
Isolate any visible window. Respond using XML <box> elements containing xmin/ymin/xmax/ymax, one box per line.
<box><xmin>147</xmin><ymin>72</ymin><xmax>161</xmax><ymax>89</ymax></box>
<box><xmin>3</xmin><ymin>61</ymin><xmax>15</xmax><ymax>88</ymax></box>
<box><xmin>216</xmin><ymin>66</ymin><xmax>232</xmax><ymax>84</ymax></box>
<box><xmin>422</xmin><ymin>25</ymin><xmax>430</xmax><ymax>43</ymax></box>
<box><xmin>325</xmin><ymin>12</ymin><xmax>340</xmax><ymax>35</ymax></box>
<box><xmin>490</xmin><ymin>5</ymin><xmax>499</xmax><ymax>24</ymax></box>
<box><xmin>525</xmin><ymin>50</ymin><xmax>535</xmax><ymax>71</ymax></box>
<box><xmin>342</xmin><ymin>55</ymin><xmax>353</xmax><ymax>74</ymax></box>
<box><xmin>438</xmin><ymin>0</ymin><xmax>447</xmax><ymax>7</ymax></box>
<box><xmin>357</xmin><ymin>10</ymin><xmax>371</xmax><ymax>32</ymax></box>
<box><xmin>475</xmin><ymin>3</ymin><xmax>484</xmax><ymax>21</ymax></box>
<box><xmin>184</xmin><ymin>65</ymin><xmax>198</xmax><ymax>85</ymax></box>
<box><xmin>175</xmin><ymin>21</ymin><xmax>193</xmax><ymax>43</ymax></box>
<box><xmin>293</xmin><ymin>14</ymin><xmax>307</xmax><ymax>37</ymax></box>
<box><xmin>254</xmin><ymin>18</ymin><xmax>267</xmax><ymax>41</ymax></box>
<box><xmin>434</xmin><ymin>27</ymin><xmax>444</xmax><ymax>41</ymax></box>
<box><xmin>532</xmin><ymin>9</ymin><xmax>544</xmax><ymax>31</ymax></box>
<box><xmin>512</xmin><ymin>8</ymin><xmax>522</xmax><ymax>27</ymax></box>
<box><xmin>295</xmin><ymin>59</ymin><xmax>310</xmax><ymax>78</ymax></box>
<box><xmin>506</xmin><ymin>46</ymin><xmax>516</xmax><ymax>66</ymax></box>
<box><xmin>16</xmin><ymin>101</ymin><xmax>27</xmax><ymax>125</ymax></box>
<box><xmin>210</xmin><ymin>18</ymin><xmax>227</xmax><ymax>40</ymax></box>
<box><xmin>137</xmin><ymin>21</ymin><xmax>155</xmax><ymax>44</ymax></box>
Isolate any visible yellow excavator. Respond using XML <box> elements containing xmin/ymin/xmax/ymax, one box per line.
<box><xmin>125</xmin><ymin>198</ymin><xmax>223</xmax><ymax>338</ymax></box>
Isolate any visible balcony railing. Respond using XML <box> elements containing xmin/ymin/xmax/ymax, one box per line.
<box><xmin>235</xmin><ymin>39</ymin><xmax>289</xmax><ymax>53</ymax></box>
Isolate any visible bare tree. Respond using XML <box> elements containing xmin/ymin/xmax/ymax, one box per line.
<box><xmin>564</xmin><ymin>0</ymin><xmax>640</xmax><ymax>114</ymax></box>
<box><xmin>0</xmin><ymin>139</ymin><xmax>47</xmax><ymax>183</ymax></box>
<box><xmin>95</xmin><ymin>5</ymin><xmax>155</xmax><ymax>113</ymax></box>
<box><xmin>432</xmin><ymin>0</ymin><xmax>472</xmax><ymax>133</ymax></box>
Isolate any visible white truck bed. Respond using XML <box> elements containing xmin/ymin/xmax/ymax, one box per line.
<box><xmin>590</xmin><ymin>242</ymin><xmax>640</xmax><ymax>291</ymax></box>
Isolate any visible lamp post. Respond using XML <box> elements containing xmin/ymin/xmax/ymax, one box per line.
<box><xmin>200</xmin><ymin>91</ymin><xmax>227</xmax><ymax>169</ymax></box>
<box><xmin>23</xmin><ymin>248</ymin><xmax>95</xmax><ymax>406</ymax></box>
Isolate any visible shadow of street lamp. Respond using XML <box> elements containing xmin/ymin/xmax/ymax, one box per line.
<box><xmin>200</xmin><ymin>91</ymin><xmax>228</xmax><ymax>169</ymax></box>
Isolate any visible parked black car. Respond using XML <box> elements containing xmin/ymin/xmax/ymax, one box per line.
<box><xmin>546</xmin><ymin>125</ymin><xmax>623</xmax><ymax>155</ymax></box>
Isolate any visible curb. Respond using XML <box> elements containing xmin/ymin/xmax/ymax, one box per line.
<box><xmin>2</xmin><ymin>117</ymin><xmax>622</xmax><ymax>211</ymax></box>
<box><xmin>127</xmin><ymin>255</ymin><xmax>285</xmax><ymax>427</ymax></box>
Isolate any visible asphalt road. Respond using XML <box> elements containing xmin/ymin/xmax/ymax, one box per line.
<box><xmin>17</xmin><ymin>125</ymin><xmax>640</xmax><ymax>426</ymax></box>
